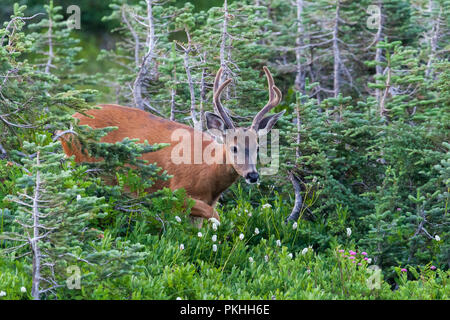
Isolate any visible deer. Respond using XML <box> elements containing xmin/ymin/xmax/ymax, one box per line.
<box><xmin>59</xmin><ymin>66</ymin><xmax>284</xmax><ymax>227</ymax></box>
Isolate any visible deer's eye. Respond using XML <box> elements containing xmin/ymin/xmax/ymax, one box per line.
<box><xmin>231</xmin><ymin>146</ymin><xmax>238</xmax><ymax>153</ymax></box>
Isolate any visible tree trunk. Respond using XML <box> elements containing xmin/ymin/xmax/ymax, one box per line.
<box><xmin>31</xmin><ymin>152</ymin><xmax>42</xmax><ymax>300</ymax></box>
<box><xmin>374</xmin><ymin>0</ymin><xmax>383</xmax><ymax>104</ymax></box>
<box><xmin>294</xmin><ymin>0</ymin><xmax>304</xmax><ymax>92</ymax></box>
<box><xmin>332</xmin><ymin>0</ymin><xmax>341</xmax><ymax>98</ymax></box>
<box><xmin>425</xmin><ymin>0</ymin><xmax>442</xmax><ymax>78</ymax></box>
<box><xmin>286</xmin><ymin>171</ymin><xmax>303</xmax><ymax>222</ymax></box>
<box><xmin>220</xmin><ymin>0</ymin><xmax>231</xmax><ymax>99</ymax></box>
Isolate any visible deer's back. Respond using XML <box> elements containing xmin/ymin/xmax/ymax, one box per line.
<box><xmin>61</xmin><ymin>104</ymin><xmax>229</xmax><ymax>204</ymax></box>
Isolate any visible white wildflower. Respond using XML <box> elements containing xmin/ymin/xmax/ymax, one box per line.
<box><xmin>76</xmin><ymin>195</ymin><xmax>81</xmax><ymax>201</ymax></box>
<box><xmin>367</xmin><ymin>258</ymin><xmax>372</xmax><ymax>264</ymax></box>
<box><xmin>262</xmin><ymin>203</ymin><xmax>272</xmax><ymax>209</ymax></box>
<box><xmin>212</xmin><ymin>244</ymin><xmax>217</xmax><ymax>252</ymax></box>
<box><xmin>302</xmin><ymin>247</ymin><xmax>309</xmax><ymax>255</ymax></box>
<box><xmin>276</xmin><ymin>239</ymin><xmax>281</xmax><ymax>247</ymax></box>
<box><xmin>0</xmin><ymin>291</ymin><xmax>6</xmax><ymax>297</ymax></box>
<box><xmin>197</xmin><ymin>232</ymin><xmax>203</xmax><ymax>238</ymax></box>
<box><xmin>292</xmin><ymin>222</ymin><xmax>298</xmax><ymax>230</ymax></box>
<box><xmin>346</xmin><ymin>227</ymin><xmax>352</xmax><ymax>237</ymax></box>
<box><xmin>212</xmin><ymin>235</ymin><xmax>217</xmax><ymax>242</ymax></box>
<box><xmin>209</xmin><ymin>217</ymin><xmax>220</xmax><ymax>227</ymax></box>
<box><xmin>254</xmin><ymin>228</ymin><xmax>260</xmax><ymax>235</ymax></box>
<box><xmin>435</xmin><ymin>235</ymin><xmax>441</xmax><ymax>241</ymax></box>
<box><xmin>212</xmin><ymin>223</ymin><xmax>218</xmax><ymax>231</ymax></box>
<box><xmin>175</xmin><ymin>216</ymin><xmax>182</xmax><ymax>223</ymax></box>
<box><xmin>264</xmin><ymin>255</ymin><xmax>269</xmax><ymax>262</ymax></box>
<box><xmin>288</xmin><ymin>253</ymin><xmax>293</xmax><ymax>259</ymax></box>
<box><xmin>249</xmin><ymin>257</ymin><xmax>254</xmax><ymax>263</ymax></box>
<box><xmin>176</xmin><ymin>297</ymin><xmax>182</xmax><ymax>300</ymax></box>
<box><xmin>179</xmin><ymin>244</ymin><xmax>184</xmax><ymax>250</ymax></box>
<box><xmin>239</xmin><ymin>233</ymin><xmax>245</xmax><ymax>240</ymax></box>
<box><xmin>20</xmin><ymin>287</ymin><xmax>26</xmax><ymax>293</ymax></box>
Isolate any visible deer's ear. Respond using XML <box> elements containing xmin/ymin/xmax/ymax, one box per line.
<box><xmin>257</xmin><ymin>110</ymin><xmax>285</xmax><ymax>134</ymax></box>
<box><xmin>205</xmin><ymin>112</ymin><xmax>227</xmax><ymax>141</ymax></box>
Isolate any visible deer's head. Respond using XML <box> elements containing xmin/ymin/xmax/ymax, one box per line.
<box><xmin>205</xmin><ymin>67</ymin><xmax>284</xmax><ymax>184</ymax></box>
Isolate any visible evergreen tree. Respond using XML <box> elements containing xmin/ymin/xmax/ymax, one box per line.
<box><xmin>1</xmin><ymin>134</ymin><xmax>147</xmax><ymax>299</ymax></box>
<box><xmin>0</xmin><ymin>3</ymin><xmax>96</xmax><ymax>159</ymax></box>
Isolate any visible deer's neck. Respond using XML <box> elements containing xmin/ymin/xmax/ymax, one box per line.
<box><xmin>209</xmin><ymin>151</ymin><xmax>239</xmax><ymax>202</ymax></box>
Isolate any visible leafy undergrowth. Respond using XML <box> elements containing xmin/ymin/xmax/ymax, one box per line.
<box><xmin>1</xmin><ymin>195</ymin><xmax>448</xmax><ymax>300</ymax></box>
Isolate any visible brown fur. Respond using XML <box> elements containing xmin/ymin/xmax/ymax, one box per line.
<box><xmin>60</xmin><ymin>104</ymin><xmax>240</xmax><ymax>223</ymax></box>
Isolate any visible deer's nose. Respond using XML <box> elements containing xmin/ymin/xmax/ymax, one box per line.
<box><xmin>246</xmin><ymin>172</ymin><xmax>259</xmax><ymax>184</ymax></box>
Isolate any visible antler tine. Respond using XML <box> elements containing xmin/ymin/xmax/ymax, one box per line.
<box><xmin>263</xmin><ymin>66</ymin><xmax>275</xmax><ymax>102</ymax></box>
<box><xmin>251</xmin><ymin>66</ymin><xmax>282</xmax><ymax>130</ymax></box>
<box><xmin>213</xmin><ymin>68</ymin><xmax>235</xmax><ymax>129</ymax></box>
<box><xmin>214</xmin><ymin>67</ymin><xmax>224</xmax><ymax>93</ymax></box>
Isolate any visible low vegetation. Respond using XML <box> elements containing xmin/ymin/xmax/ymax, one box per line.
<box><xmin>0</xmin><ymin>0</ymin><xmax>448</xmax><ymax>299</ymax></box>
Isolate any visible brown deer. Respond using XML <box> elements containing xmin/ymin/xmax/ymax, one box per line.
<box><xmin>60</xmin><ymin>66</ymin><xmax>284</xmax><ymax>226</ymax></box>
